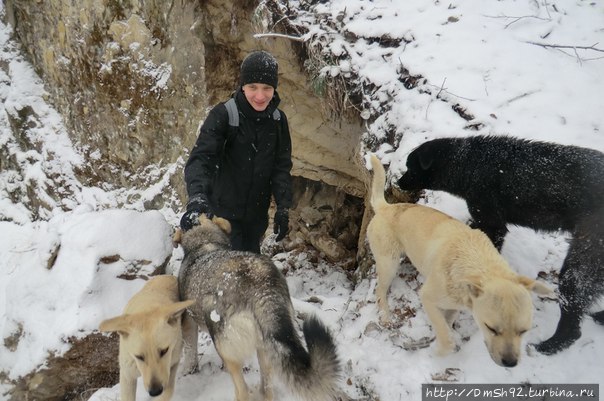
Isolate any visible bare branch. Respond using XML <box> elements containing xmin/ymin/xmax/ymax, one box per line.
<box><xmin>525</xmin><ymin>41</ymin><xmax>604</xmax><ymax>53</ymax></box>
<box><xmin>436</xmin><ymin>77</ymin><xmax>447</xmax><ymax>99</ymax></box>
<box><xmin>498</xmin><ymin>90</ymin><xmax>540</xmax><ymax>108</ymax></box>
<box><xmin>253</xmin><ymin>33</ymin><xmax>306</xmax><ymax>42</ymax></box>
<box><xmin>574</xmin><ymin>47</ymin><xmax>583</xmax><ymax>66</ymax></box>
<box><xmin>426</xmin><ymin>82</ymin><xmax>476</xmax><ymax>102</ymax></box>
<box><xmin>542</xmin><ymin>0</ymin><xmax>553</xmax><ymax>20</ymax></box>
<box><xmin>271</xmin><ymin>15</ymin><xmax>290</xmax><ymax>31</ymax></box>
<box><xmin>483</xmin><ymin>14</ymin><xmax>550</xmax><ymax>29</ymax></box>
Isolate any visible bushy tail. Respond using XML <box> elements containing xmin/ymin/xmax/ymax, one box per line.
<box><xmin>369</xmin><ymin>153</ymin><xmax>388</xmax><ymax>210</ymax></box>
<box><xmin>272</xmin><ymin>314</ymin><xmax>341</xmax><ymax>401</ymax></box>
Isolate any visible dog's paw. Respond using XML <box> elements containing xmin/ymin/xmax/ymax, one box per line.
<box><xmin>378</xmin><ymin>310</ymin><xmax>392</xmax><ymax>327</ymax></box>
<box><xmin>183</xmin><ymin>366</ymin><xmax>200</xmax><ymax>376</ymax></box>
<box><xmin>250</xmin><ymin>383</ymin><xmax>272</xmax><ymax>401</ymax></box>
<box><xmin>181</xmin><ymin>359</ymin><xmax>200</xmax><ymax>376</ymax></box>
<box><xmin>525</xmin><ymin>343</ymin><xmax>538</xmax><ymax>357</ymax></box>
<box><xmin>435</xmin><ymin>339</ymin><xmax>457</xmax><ymax>356</ymax></box>
<box><xmin>531</xmin><ymin>328</ymin><xmax>581</xmax><ymax>355</ymax></box>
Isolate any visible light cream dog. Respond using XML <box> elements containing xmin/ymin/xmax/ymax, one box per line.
<box><xmin>366</xmin><ymin>154</ymin><xmax>553</xmax><ymax>367</ymax></box>
<box><xmin>99</xmin><ymin>275</ymin><xmax>194</xmax><ymax>401</ymax></box>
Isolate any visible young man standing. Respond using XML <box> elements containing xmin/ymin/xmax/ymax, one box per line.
<box><xmin>181</xmin><ymin>50</ymin><xmax>292</xmax><ymax>253</ymax></box>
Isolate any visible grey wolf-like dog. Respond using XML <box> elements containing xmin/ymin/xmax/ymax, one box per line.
<box><xmin>177</xmin><ymin>215</ymin><xmax>340</xmax><ymax>401</ymax></box>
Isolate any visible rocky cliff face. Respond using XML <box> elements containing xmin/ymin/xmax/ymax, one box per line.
<box><xmin>3</xmin><ymin>0</ymin><xmax>367</xmax><ymax>200</ymax></box>
<box><xmin>1</xmin><ymin>2</ymin><xmax>369</xmax><ymax>398</ymax></box>
<box><xmin>3</xmin><ymin>0</ymin><xmax>368</xmax><ymax>266</ymax></box>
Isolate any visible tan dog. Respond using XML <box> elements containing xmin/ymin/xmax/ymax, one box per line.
<box><xmin>366</xmin><ymin>154</ymin><xmax>553</xmax><ymax>367</ymax></box>
<box><xmin>99</xmin><ymin>275</ymin><xmax>194</xmax><ymax>401</ymax></box>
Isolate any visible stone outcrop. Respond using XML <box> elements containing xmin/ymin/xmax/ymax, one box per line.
<box><xmin>3</xmin><ymin>0</ymin><xmax>367</xmax><ymax>202</ymax></box>
<box><xmin>2</xmin><ymin>0</ymin><xmax>369</xmax><ymax>267</ymax></box>
<box><xmin>6</xmin><ymin>334</ymin><xmax>119</xmax><ymax>401</ymax></box>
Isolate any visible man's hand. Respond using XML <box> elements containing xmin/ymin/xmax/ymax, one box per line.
<box><xmin>273</xmin><ymin>208</ymin><xmax>289</xmax><ymax>241</ymax></box>
<box><xmin>180</xmin><ymin>194</ymin><xmax>212</xmax><ymax>231</ymax></box>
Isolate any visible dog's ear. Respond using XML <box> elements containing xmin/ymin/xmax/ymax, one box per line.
<box><xmin>516</xmin><ymin>276</ymin><xmax>555</xmax><ymax>296</ymax></box>
<box><xmin>417</xmin><ymin>150</ymin><xmax>434</xmax><ymax>170</ymax></box>
<box><xmin>198</xmin><ymin>213</ymin><xmax>210</xmax><ymax>225</ymax></box>
<box><xmin>99</xmin><ymin>315</ymin><xmax>131</xmax><ymax>337</ymax></box>
<box><xmin>464</xmin><ymin>275</ymin><xmax>484</xmax><ymax>299</ymax></box>
<box><xmin>164</xmin><ymin>300</ymin><xmax>195</xmax><ymax>326</ymax></box>
<box><xmin>212</xmin><ymin>216</ymin><xmax>232</xmax><ymax>235</ymax></box>
<box><xmin>172</xmin><ymin>228</ymin><xmax>182</xmax><ymax>248</ymax></box>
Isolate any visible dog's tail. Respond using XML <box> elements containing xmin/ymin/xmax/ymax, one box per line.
<box><xmin>369</xmin><ymin>153</ymin><xmax>388</xmax><ymax>210</ymax></box>
<box><xmin>269</xmin><ymin>314</ymin><xmax>341</xmax><ymax>401</ymax></box>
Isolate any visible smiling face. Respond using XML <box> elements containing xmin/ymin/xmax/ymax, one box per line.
<box><xmin>242</xmin><ymin>83</ymin><xmax>275</xmax><ymax>111</ymax></box>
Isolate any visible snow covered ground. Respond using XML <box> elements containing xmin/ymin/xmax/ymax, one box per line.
<box><xmin>1</xmin><ymin>1</ymin><xmax>604</xmax><ymax>400</ymax></box>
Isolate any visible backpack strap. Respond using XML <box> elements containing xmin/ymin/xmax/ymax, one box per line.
<box><xmin>225</xmin><ymin>98</ymin><xmax>239</xmax><ymax>127</ymax></box>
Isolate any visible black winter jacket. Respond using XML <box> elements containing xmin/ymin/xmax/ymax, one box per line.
<box><xmin>184</xmin><ymin>88</ymin><xmax>293</xmax><ymax>221</ymax></box>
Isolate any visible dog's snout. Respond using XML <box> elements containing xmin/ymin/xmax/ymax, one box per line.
<box><xmin>148</xmin><ymin>383</ymin><xmax>164</xmax><ymax>397</ymax></box>
<box><xmin>501</xmin><ymin>357</ymin><xmax>518</xmax><ymax>368</ymax></box>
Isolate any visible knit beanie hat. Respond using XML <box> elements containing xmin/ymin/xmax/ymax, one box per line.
<box><xmin>239</xmin><ymin>50</ymin><xmax>279</xmax><ymax>89</ymax></box>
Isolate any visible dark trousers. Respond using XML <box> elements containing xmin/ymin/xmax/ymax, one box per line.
<box><xmin>229</xmin><ymin>216</ymin><xmax>268</xmax><ymax>254</ymax></box>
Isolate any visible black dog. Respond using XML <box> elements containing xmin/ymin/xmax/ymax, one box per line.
<box><xmin>396</xmin><ymin>135</ymin><xmax>604</xmax><ymax>354</ymax></box>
